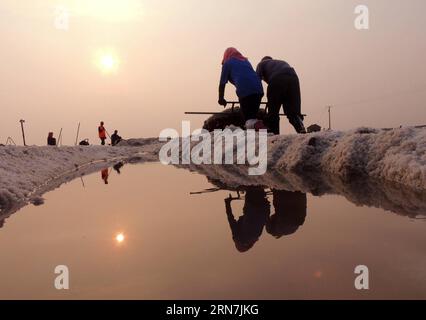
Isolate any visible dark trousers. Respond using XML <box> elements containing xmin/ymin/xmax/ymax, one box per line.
<box><xmin>100</xmin><ymin>138</ymin><xmax>106</xmax><ymax>145</ymax></box>
<box><xmin>239</xmin><ymin>94</ymin><xmax>263</xmax><ymax>122</ymax></box>
<box><xmin>266</xmin><ymin>74</ymin><xmax>304</xmax><ymax>134</ymax></box>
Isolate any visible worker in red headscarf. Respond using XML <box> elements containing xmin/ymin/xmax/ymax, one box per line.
<box><xmin>218</xmin><ymin>47</ymin><xmax>264</xmax><ymax>129</ymax></box>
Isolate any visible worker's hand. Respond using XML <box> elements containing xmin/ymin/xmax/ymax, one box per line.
<box><xmin>218</xmin><ymin>98</ymin><xmax>227</xmax><ymax>107</ymax></box>
<box><xmin>224</xmin><ymin>194</ymin><xmax>233</xmax><ymax>204</ymax></box>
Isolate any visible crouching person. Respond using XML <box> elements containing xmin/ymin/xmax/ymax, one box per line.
<box><xmin>47</xmin><ymin>132</ymin><xmax>56</xmax><ymax>146</ymax></box>
<box><xmin>256</xmin><ymin>56</ymin><xmax>306</xmax><ymax>134</ymax></box>
<box><xmin>111</xmin><ymin>130</ymin><xmax>122</xmax><ymax>146</ymax></box>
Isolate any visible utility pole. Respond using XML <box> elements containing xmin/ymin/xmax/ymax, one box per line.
<box><xmin>19</xmin><ymin>119</ymin><xmax>27</xmax><ymax>146</ymax></box>
<box><xmin>327</xmin><ymin>106</ymin><xmax>332</xmax><ymax>130</ymax></box>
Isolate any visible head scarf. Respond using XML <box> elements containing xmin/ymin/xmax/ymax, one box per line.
<box><xmin>222</xmin><ymin>47</ymin><xmax>247</xmax><ymax>65</ymax></box>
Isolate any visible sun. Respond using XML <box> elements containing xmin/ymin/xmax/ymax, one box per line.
<box><xmin>101</xmin><ymin>55</ymin><xmax>116</xmax><ymax>70</ymax></box>
<box><xmin>95</xmin><ymin>51</ymin><xmax>120</xmax><ymax>74</ymax></box>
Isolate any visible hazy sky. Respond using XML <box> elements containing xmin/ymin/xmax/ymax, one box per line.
<box><xmin>1</xmin><ymin>0</ymin><xmax>425</xmax><ymax>145</ymax></box>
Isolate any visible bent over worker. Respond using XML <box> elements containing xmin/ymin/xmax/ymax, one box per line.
<box><xmin>218</xmin><ymin>47</ymin><xmax>265</xmax><ymax>130</ymax></box>
<box><xmin>256</xmin><ymin>56</ymin><xmax>306</xmax><ymax>134</ymax></box>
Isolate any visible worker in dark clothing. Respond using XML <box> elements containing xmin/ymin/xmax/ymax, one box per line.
<box><xmin>47</xmin><ymin>132</ymin><xmax>57</xmax><ymax>146</ymax></box>
<box><xmin>224</xmin><ymin>186</ymin><xmax>270</xmax><ymax>253</ymax></box>
<box><xmin>111</xmin><ymin>130</ymin><xmax>122</xmax><ymax>146</ymax></box>
<box><xmin>266</xmin><ymin>190</ymin><xmax>307</xmax><ymax>238</ymax></box>
<box><xmin>256</xmin><ymin>56</ymin><xmax>306</xmax><ymax>134</ymax></box>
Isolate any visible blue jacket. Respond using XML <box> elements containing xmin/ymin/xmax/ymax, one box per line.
<box><xmin>220</xmin><ymin>58</ymin><xmax>264</xmax><ymax>99</ymax></box>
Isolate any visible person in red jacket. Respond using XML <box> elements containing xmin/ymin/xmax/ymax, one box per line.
<box><xmin>98</xmin><ymin>121</ymin><xmax>107</xmax><ymax>145</ymax></box>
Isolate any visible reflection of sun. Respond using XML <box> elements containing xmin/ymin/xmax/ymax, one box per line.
<box><xmin>115</xmin><ymin>232</ymin><xmax>125</xmax><ymax>244</ymax></box>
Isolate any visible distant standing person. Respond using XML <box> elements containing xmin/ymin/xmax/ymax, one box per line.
<box><xmin>47</xmin><ymin>132</ymin><xmax>56</xmax><ymax>146</ymax></box>
<box><xmin>256</xmin><ymin>56</ymin><xmax>306</xmax><ymax>134</ymax></box>
<box><xmin>98</xmin><ymin>121</ymin><xmax>107</xmax><ymax>145</ymax></box>
<box><xmin>111</xmin><ymin>130</ymin><xmax>122</xmax><ymax>146</ymax></box>
<box><xmin>218</xmin><ymin>47</ymin><xmax>265</xmax><ymax>129</ymax></box>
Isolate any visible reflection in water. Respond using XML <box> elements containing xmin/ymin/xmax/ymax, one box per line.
<box><xmin>225</xmin><ymin>187</ymin><xmax>270</xmax><ymax>252</ymax></box>
<box><xmin>1</xmin><ymin>161</ymin><xmax>425</xmax><ymax>233</ymax></box>
<box><xmin>115</xmin><ymin>232</ymin><xmax>125</xmax><ymax>244</ymax></box>
<box><xmin>0</xmin><ymin>162</ymin><xmax>425</xmax><ymax>299</ymax></box>
<box><xmin>179</xmin><ymin>164</ymin><xmax>426</xmax><ymax>219</ymax></box>
<box><xmin>209</xmin><ymin>178</ymin><xmax>308</xmax><ymax>252</ymax></box>
<box><xmin>267</xmin><ymin>190</ymin><xmax>307</xmax><ymax>239</ymax></box>
<box><xmin>113</xmin><ymin>162</ymin><xmax>124</xmax><ymax>174</ymax></box>
<box><xmin>101</xmin><ymin>168</ymin><xmax>109</xmax><ymax>185</ymax></box>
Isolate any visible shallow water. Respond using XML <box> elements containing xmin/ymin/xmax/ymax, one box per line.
<box><xmin>0</xmin><ymin>163</ymin><xmax>425</xmax><ymax>300</ymax></box>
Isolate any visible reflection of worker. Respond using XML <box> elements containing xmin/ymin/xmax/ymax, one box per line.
<box><xmin>113</xmin><ymin>162</ymin><xmax>124</xmax><ymax>174</ymax></box>
<box><xmin>98</xmin><ymin>121</ymin><xmax>107</xmax><ymax>145</ymax></box>
<box><xmin>225</xmin><ymin>187</ymin><xmax>270</xmax><ymax>253</ymax></box>
<box><xmin>101</xmin><ymin>168</ymin><xmax>109</xmax><ymax>184</ymax></box>
<box><xmin>266</xmin><ymin>190</ymin><xmax>307</xmax><ymax>238</ymax></box>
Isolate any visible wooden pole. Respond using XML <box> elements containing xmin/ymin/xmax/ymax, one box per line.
<box><xmin>57</xmin><ymin>128</ymin><xmax>63</xmax><ymax>147</ymax></box>
<box><xmin>75</xmin><ymin>122</ymin><xmax>80</xmax><ymax>146</ymax></box>
<box><xmin>327</xmin><ymin>106</ymin><xmax>332</xmax><ymax>130</ymax></box>
<box><xmin>185</xmin><ymin>101</ymin><xmax>306</xmax><ymax>117</ymax></box>
<box><xmin>19</xmin><ymin>119</ymin><xmax>26</xmax><ymax>146</ymax></box>
<box><xmin>185</xmin><ymin>112</ymin><xmax>307</xmax><ymax>117</ymax></box>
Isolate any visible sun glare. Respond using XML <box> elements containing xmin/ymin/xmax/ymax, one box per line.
<box><xmin>115</xmin><ymin>232</ymin><xmax>125</xmax><ymax>244</ymax></box>
<box><xmin>95</xmin><ymin>51</ymin><xmax>119</xmax><ymax>74</ymax></box>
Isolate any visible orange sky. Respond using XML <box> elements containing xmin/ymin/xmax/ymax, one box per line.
<box><xmin>1</xmin><ymin>0</ymin><xmax>426</xmax><ymax>145</ymax></box>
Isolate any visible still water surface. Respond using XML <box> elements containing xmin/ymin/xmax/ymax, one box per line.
<box><xmin>0</xmin><ymin>163</ymin><xmax>425</xmax><ymax>299</ymax></box>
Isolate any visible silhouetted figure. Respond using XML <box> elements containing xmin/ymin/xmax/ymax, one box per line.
<box><xmin>225</xmin><ymin>187</ymin><xmax>270</xmax><ymax>253</ymax></box>
<box><xmin>79</xmin><ymin>139</ymin><xmax>90</xmax><ymax>146</ymax></box>
<box><xmin>111</xmin><ymin>130</ymin><xmax>122</xmax><ymax>146</ymax></box>
<box><xmin>113</xmin><ymin>162</ymin><xmax>124</xmax><ymax>174</ymax></box>
<box><xmin>266</xmin><ymin>190</ymin><xmax>307</xmax><ymax>238</ymax></box>
<box><xmin>101</xmin><ymin>168</ymin><xmax>109</xmax><ymax>184</ymax></box>
<box><xmin>98</xmin><ymin>121</ymin><xmax>107</xmax><ymax>145</ymax></box>
<box><xmin>256</xmin><ymin>56</ymin><xmax>306</xmax><ymax>134</ymax></box>
<box><xmin>307</xmin><ymin>124</ymin><xmax>322</xmax><ymax>133</ymax></box>
<box><xmin>218</xmin><ymin>47</ymin><xmax>265</xmax><ymax>129</ymax></box>
<box><xmin>47</xmin><ymin>132</ymin><xmax>56</xmax><ymax>146</ymax></box>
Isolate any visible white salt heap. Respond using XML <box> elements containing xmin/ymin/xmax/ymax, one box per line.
<box><xmin>267</xmin><ymin>126</ymin><xmax>425</xmax><ymax>189</ymax></box>
<box><xmin>0</xmin><ymin>127</ymin><xmax>425</xmax><ymax>216</ymax></box>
